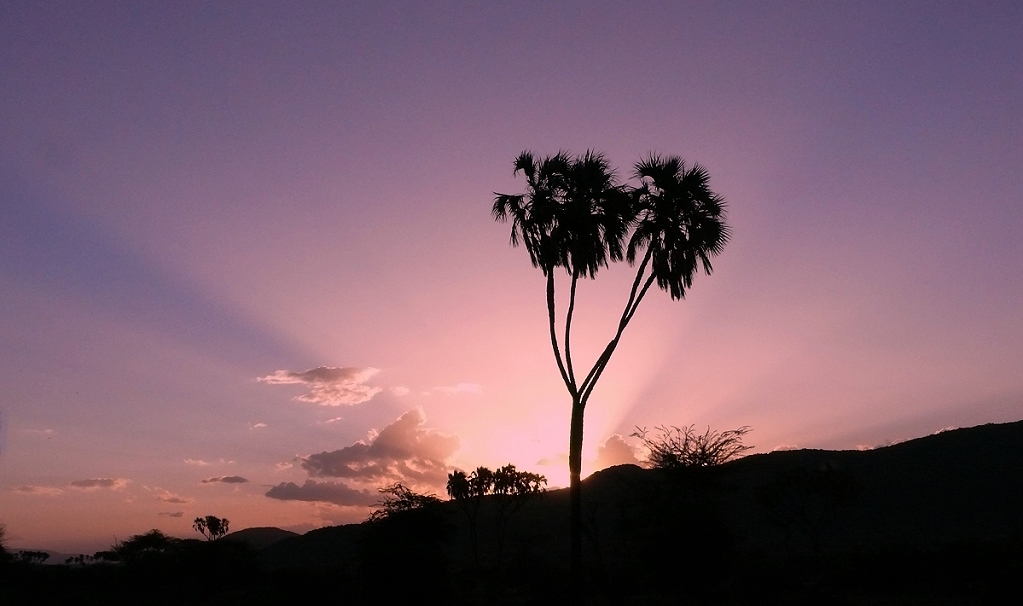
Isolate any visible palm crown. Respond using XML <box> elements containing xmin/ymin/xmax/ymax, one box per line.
<box><xmin>630</xmin><ymin>154</ymin><xmax>731</xmax><ymax>299</ymax></box>
<box><xmin>492</xmin><ymin>150</ymin><xmax>633</xmax><ymax>279</ymax></box>
<box><xmin>494</xmin><ymin>152</ymin><xmax>728</xmax><ymax>293</ymax></box>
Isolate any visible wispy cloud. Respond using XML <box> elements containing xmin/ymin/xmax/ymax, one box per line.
<box><xmin>184</xmin><ymin>458</ymin><xmax>233</xmax><ymax>466</ymax></box>
<box><xmin>157</xmin><ymin>490</ymin><xmax>190</xmax><ymax>504</ymax></box>
<box><xmin>250</xmin><ymin>422</ymin><xmax>267</xmax><ymax>430</ymax></box>
<box><xmin>265</xmin><ymin>480</ymin><xmax>376</xmax><ymax>507</ymax></box>
<box><xmin>201</xmin><ymin>476</ymin><xmax>249</xmax><ymax>484</ymax></box>
<box><xmin>536</xmin><ymin>454</ymin><xmax>568</xmax><ymax>467</ymax></box>
<box><xmin>258</xmin><ymin>366</ymin><xmax>383</xmax><ymax>406</ymax></box>
<box><xmin>435</xmin><ymin>382</ymin><xmax>483</xmax><ymax>395</ymax></box>
<box><xmin>11</xmin><ymin>485</ymin><xmax>63</xmax><ymax>496</ymax></box>
<box><xmin>158</xmin><ymin>511</ymin><xmax>184</xmax><ymax>518</ymax></box>
<box><xmin>302</xmin><ymin>408</ymin><xmax>458</xmax><ymax>489</ymax></box>
<box><xmin>69</xmin><ymin>478</ymin><xmax>129</xmax><ymax>491</ymax></box>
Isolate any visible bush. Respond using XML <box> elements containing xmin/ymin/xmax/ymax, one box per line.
<box><xmin>367</xmin><ymin>483</ymin><xmax>441</xmax><ymax>521</ymax></box>
<box><xmin>632</xmin><ymin>424</ymin><xmax>752</xmax><ymax>470</ymax></box>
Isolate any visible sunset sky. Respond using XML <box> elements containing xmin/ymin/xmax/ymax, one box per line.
<box><xmin>2</xmin><ymin>1</ymin><xmax>1021</xmax><ymax>554</ymax></box>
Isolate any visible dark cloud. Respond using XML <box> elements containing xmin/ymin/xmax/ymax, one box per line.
<box><xmin>69</xmin><ymin>478</ymin><xmax>128</xmax><ymax>490</ymax></box>
<box><xmin>258</xmin><ymin>366</ymin><xmax>382</xmax><ymax>406</ymax></box>
<box><xmin>594</xmin><ymin>434</ymin><xmax>640</xmax><ymax>470</ymax></box>
<box><xmin>265</xmin><ymin>480</ymin><xmax>377</xmax><ymax>506</ymax></box>
<box><xmin>302</xmin><ymin>408</ymin><xmax>458</xmax><ymax>487</ymax></box>
<box><xmin>158</xmin><ymin>511</ymin><xmax>184</xmax><ymax>518</ymax></box>
<box><xmin>201</xmin><ymin>476</ymin><xmax>249</xmax><ymax>484</ymax></box>
<box><xmin>159</xmin><ymin>494</ymin><xmax>189</xmax><ymax>504</ymax></box>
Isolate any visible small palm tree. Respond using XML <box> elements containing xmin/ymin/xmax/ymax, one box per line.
<box><xmin>493</xmin><ymin>150</ymin><xmax>729</xmax><ymax>588</ymax></box>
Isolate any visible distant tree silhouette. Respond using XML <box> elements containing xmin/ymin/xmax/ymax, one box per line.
<box><xmin>15</xmin><ymin>550</ymin><xmax>49</xmax><ymax>564</ymax></box>
<box><xmin>447</xmin><ymin>464</ymin><xmax>547</xmax><ymax>564</ymax></box>
<box><xmin>633</xmin><ymin>424</ymin><xmax>753</xmax><ymax>470</ymax></box>
<box><xmin>0</xmin><ymin>523</ymin><xmax>9</xmax><ymax>563</ymax></box>
<box><xmin>447</xmin><ymin>467</ymin><xmax>492</xmax><ymax>564</ymax></box>
<box><xmin>493</xmin><ymin>151</ymin><xmax>730</xmax><ymax>584</ymax></box>
<box><xmin>113</xmin><ymin>529</ymin><xmax>179</xmax><ymax>563</ymax></box>
<box><xmin>491</xmin><ymin>464</ymin><xmax>547</xmax><ymax>560</ymax></box>
<box><xmin>368</xmin><ymin>482</ymin><xmax>441</xmax><ymax>521</ymax></box>
<box><xmin>193</xmin><ymin>515</ymin><xmax>230</xmax><ymax>541</ymax></box>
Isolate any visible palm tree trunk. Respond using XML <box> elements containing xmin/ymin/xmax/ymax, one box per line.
<box><xmin>569</xmin><ymin>395</ymin><xmax>585</xmax><ymax>596</ymax></box>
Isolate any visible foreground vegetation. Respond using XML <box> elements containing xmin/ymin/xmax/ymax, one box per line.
<box><xmin>3</xmin><ymin>420</ymin><xmax>1022</xmax><ymax>604</ymax></box>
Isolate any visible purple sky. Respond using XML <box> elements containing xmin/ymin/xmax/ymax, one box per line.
<box><xmin>2</xmin><ymin>1</ymin><xmax>1021</xmax><ymax>553</ymax></box>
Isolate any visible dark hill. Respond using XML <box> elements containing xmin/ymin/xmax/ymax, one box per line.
<box><xmin>259</xmin><ymin>420</ymin><xmax>1023</xmax><ymax>567</ymax></box>
<box><xmin>222</xmin><ymin>527</ymin><xmax>299</xmax><ymax>551</ymax></box>
<box><xmin>255</xmin><ymin>420</ymin><xmax>1023</xmax><ymax>603</ymax></box>
<box><xmin>6</xmin><ymin>420</ymin><xmax>1021</xmax><ymax>604</ymax></box>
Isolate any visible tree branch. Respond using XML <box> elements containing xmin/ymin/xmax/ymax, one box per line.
<box><xmin>564</xmin><ymin>272</ymin><xmax>579</xmax><ymax>387</ymax></box>
<box><xmin>578</xmin><ymin>249</ymin><xmax>653</xmax><ymax>401</ymax></box>
<box><xmin>547</xmin><ymin>271</ymin><xmax>576</xmax><ymax>395</ymax></box>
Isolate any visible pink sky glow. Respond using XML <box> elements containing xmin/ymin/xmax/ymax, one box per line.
<box><xmin>2</xmin><ymin>1</ymin><xmax>1022</xmax><ymax>553</ymax></box>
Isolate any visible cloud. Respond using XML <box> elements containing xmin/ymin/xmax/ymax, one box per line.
<box><xmin>435</xmin><ymin>382</ymin><xmax>483</xmax><ymax>395</ymax></box>
<box><xmin>536</xmin><ymin>454</ymin><xmax>568</xmax><ymax>467</ymax></box>
<box><xmin>250</xmin><ymin>422</ymin><xmax>267</xmax><ymax>430</ymax></box>
<box><xmin>265</xmin><ymin>480</ymin><xmax>377</xmax><ymax>506</ymax></box>
<box><xmin>157</xmin><ymin>491</ymin><xmax>190</xmax><ymax>504</ymax></box>
<box><xmin>12</xmin><ymin>485</ymin><xmax>63</xmax><ymax>496</ymax></box>
<box><xmin>184</xmin><ymin>458</ymin><xmax>233</xmax><ymax>466</ymax></box>
<box><xmin>320</xmin><ymin>416</ymin><xmax>344</xmax><ymax>425</ymax></box>
<box><xmin>69</xmin><ymin>478</ymin><xmax>129</xmax><ymax>491</ymax></box>
<box><xmin>594</xmin><ymin>434</ymin><xmax>641</xmax><ymax>470</ymax></box>
<box><xmin>302</xmin><ymin>408</ymin><xmax>458</xmax><ymax>488</ymax></box>
<box><xmin>390</xmin><ymin>386</ymin><xmax>410</xmax><ymax>396</ymax></box>
<box><xmin>772</xmin><ymin>444</ymin><xmax>801</xmax><ymax>452</ymax></box>
<box><xmin>258</xmin><ymin>366</ymin><xmax>382</xmax><ymax>406</ymax></box>
<box><xmin>21</xmin><ymin>428</ymin><xmax>54</xmax><ymax>435</ymax></box>
<box><xmin>158</xmin><ymin>511</ymin><xmax>184</xmax><ymax>518</ymax></box>
<box><xmin>275</xmin><ymin>461</ymin><xmax>294</xmax><ymax>471</ymax></box>
<box><xmin>201</xmin><ymin>476</ymin><xmax>249</xmax><ymax>484</ymax></box>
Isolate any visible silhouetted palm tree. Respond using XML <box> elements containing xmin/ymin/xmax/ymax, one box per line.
<box><xmin>493</xmin><ymin>150</ymin><xmax>729</xmax><ymax>592</ymax></box>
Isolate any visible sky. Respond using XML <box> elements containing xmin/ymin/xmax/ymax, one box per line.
<box><xmin>1</xmin><ymin>1</ymin><xmax>1021</xmax><ymax>553</ymax></box>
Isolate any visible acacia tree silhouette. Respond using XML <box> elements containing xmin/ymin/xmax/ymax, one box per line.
<box><xmin>193</xmin><ymin>515</ymin><xmax>229</xmax><ymax>541</ymax></box>
<box><xmin>493</xmin><ymin>151</ymin><xmax>730</xmax><ymax>588</ymax></box>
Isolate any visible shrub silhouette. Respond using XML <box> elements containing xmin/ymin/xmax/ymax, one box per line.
<box><xmin>359</xmin><ymin>488</ymin><xmax>452</xmax><ymax>597</ymax></box>
<box><xmin>633</xmin><ymin>424</ymin><xmax>753</xmax><ymax>470</ymax></box>
<box><xmin>367</xmin><ymin>482</ymin><xmax>441</xmax><ymax>521</ymax></box>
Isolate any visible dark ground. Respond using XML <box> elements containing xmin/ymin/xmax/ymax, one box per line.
<box><xmin>3</xmin><ymin>420</ymin><xmax>1022</xmax><ymax>604</ymax></box>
